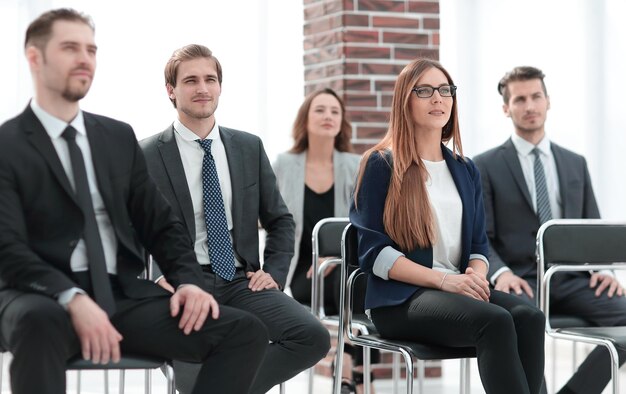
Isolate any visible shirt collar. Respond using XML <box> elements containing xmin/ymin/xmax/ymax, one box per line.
<box><xmin>30</xmin><ymin>100</ymin><xmax>86</xmax><ymax>139</ymax></box>
<box><xmin>511</xmin><ymin>132</ymin><xmax>551</xmax><ymax>157</ymax></box>
<box><xmin>173</xmin><ymin>119</ymin><xmax>221</xmax><ymax>143</ymax></box>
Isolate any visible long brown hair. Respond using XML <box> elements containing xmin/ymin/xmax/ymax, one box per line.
<box><xmin>354</xmin><ymin>58</ymin><xmax>463</xmax><ymax>251</ymax></box>
<box><xmin>289</xmin><ymin>88</ymin><xmax>353</xmax><ymax>153</ymax></box>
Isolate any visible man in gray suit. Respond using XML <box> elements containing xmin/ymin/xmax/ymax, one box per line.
<box><xmin>474</xmin><ymin>66</ymin><xmax>626</xmax><ymax>394</ymax></box>
<box><xmin>140</xmin><ymin>44</ymin><xmax>329</xmax><ymax>394</ymax></box>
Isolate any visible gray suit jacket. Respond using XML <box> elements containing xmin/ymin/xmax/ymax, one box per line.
<box><xmin>473</xmin><ymin>138</ymin><xmax>600</xmax><ymax>281</ymax></box>
<box><xmin>140</xmin><ymin>125</ymin><xmax>295</xmax><ymax>288</ymax></box>
<box><xmin>273</xmin><ymin>150</ymin><xmax>360</xmax><ymax>289</ymax></box>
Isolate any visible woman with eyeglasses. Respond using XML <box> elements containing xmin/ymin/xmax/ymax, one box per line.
<box><xmin>350</xmin><ymin>58</ymin><xmax>546</xmax><ymax>394</ymax></box>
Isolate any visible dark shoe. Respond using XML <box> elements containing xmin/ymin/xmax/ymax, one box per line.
<box><xmin>340</xmin><ymin>378</ymin><xmax>356</xmax><ymax>394</ymax></box>
<box><xmin>352</xmin><ymin>368</ymin><xmax>375</xmax><ymax>388</ymax></box>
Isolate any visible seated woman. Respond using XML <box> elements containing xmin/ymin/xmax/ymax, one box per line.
<box><xmin>350</xmin><ymin>58</ymin><xmax>546</xmax><ymax>394</ymax></box>
<box><xmin>273</xmin><ymin>88</ymin><xmax>375</xmax><ymax>393</ymax></box>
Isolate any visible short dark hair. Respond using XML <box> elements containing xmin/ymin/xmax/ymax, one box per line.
<box><xmin>25</xmin><ymin>8</ymin><xmax>94</xmax><ymax>51</ymax></box>
<box><xmin>164</xmin><ymin>44</ymin><xmax>223</xmax><ymax>108</ymax></box>
<box><xmin>497</xmin><ymin>66</ymin><xmax>547</xmax><ymax>103</ymax></box>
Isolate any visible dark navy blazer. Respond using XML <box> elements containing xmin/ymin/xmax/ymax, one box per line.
<box><xmin>349</xmin><ymin>145</ymin><xmax>489</xmax><ymax>310</ymax></box>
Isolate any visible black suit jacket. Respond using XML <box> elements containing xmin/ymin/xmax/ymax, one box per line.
<box><xmin>0</xmin><ymin>105</ymin><xmax>206</xmax><ymax>313</ymax></box>
<box><xmin>473</xmin><ymin>138</ymin><xmax>600</xmax><ymax>280</ymax></box>
<box><xmin>140</xmin><ymin>125</ymin><xmax>295</xmax><ymax>288</ymax></box>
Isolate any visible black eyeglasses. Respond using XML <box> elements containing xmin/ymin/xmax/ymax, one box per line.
<box><xmin>411</xmin><ymin>85</ymin><xmax>457</xmax><ymax>98</ymax></box>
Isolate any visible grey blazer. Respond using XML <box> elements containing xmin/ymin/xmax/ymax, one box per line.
<box><xmin>473</xmin><ymin>138</ymin><xmax>600</xmax><ymax>280</ymax></box>
<box><xmin>273</xmin><ymin>150</ymin><xmax>361</xmax><ymax>289</ymax></box>
<box><xmin>140</xmin><ymin>125</ymin><xmax>295</xmax><ymax>288</ymax></box>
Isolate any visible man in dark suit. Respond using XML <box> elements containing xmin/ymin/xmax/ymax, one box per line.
<box><xmin>140</xmin><ymin>44</ymin><xmax>330</xmax><ymax>394</ymax></box>
<box><xmin>0</xmin><ymin>9</ymin><xmax>268</xmax><ymax>394</ymax></box>
<box><xmin>474</xmin><ymin>65</ymin><xmax>626</xmax><ymax>394</ymax></box>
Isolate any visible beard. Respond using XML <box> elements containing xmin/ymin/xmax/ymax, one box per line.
<box><xmin>61</xmin><ymin>78</ymin><xmax>91</xmax><ymax>102</ymax></box>
<box><xmin>179</xmin><ymin>102</ymin><xmax>217</xmax><ymax>120</ymax></box>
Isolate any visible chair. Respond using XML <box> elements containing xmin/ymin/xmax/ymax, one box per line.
<box><xmin>340</xmin><ymin>223</ymin><xmax>476</xmax><ymax>394</ymax></box>
<box><xmin>0</xmin><ymin>350</ymin><xmax>174</xmax><ymax>394</ymax></box>
<box><xmin>311</xmin><ymin>218</ymin><xmax>390</xmax><ymax>394</ymax></box>
<box><xmin>537</xmin><ymin>219</ymin><xmax>626</xmax><ymax>394</ymax></box>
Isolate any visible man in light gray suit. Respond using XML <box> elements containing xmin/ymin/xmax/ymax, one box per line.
<box><xmin>140</xmin><ymin>44</ymin><xmax>329</xmax><ymax>394</ymax></box>
<box><xmin>474</xmin><ymin>66</ymin><xmax>626</xmax><ymax>394</ymax></box>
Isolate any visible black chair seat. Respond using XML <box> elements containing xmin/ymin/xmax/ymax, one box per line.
<box><xmin>557</xmin><ymin>327</ymin><xmax>626</xmax><ymax>350</ymax></box>
<box><xmin>550</xmin><ymin>315</ymin><xmax>591</xmax><ymax>328</ymax></box>
<box><xmin>67</xmin><ymin>354</ymin><xmax>167</xmax><ymax>370</ymax></box>
<box><xmin>356</xmin><ymin>335</ymin><xmax>476</xmax><ymax>361</ymax></box>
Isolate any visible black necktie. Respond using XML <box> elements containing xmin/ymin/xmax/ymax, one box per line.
<box><xmin>62</xmin><ymin>126</ymin><xmax>116</xmax><ymax>316</ymax></box>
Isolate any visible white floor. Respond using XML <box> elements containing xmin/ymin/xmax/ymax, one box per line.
<box><xmin>1</xmin><ymin>339</ymin><xmax>626</xmax><ymax>393</ymax></box>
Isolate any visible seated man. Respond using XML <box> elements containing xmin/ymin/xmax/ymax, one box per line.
<box><xmin>474</xmin><ymin>65</ymin><xmax>626</xmax><ymax>394</ymax></box>
<box><xmin>140</xmin><ymin>44</ymin><xmax>330</xmax><ymax>394</ymax></box>
<box><xmin>0</xmin><ymin>9</ymin><xmax>267</xmax><ymax>394</ymax></box>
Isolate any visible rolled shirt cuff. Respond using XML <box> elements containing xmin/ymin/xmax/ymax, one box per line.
<box><xmin>372</xmin><ymin>246</ymin><xmax>405</xmax><ymax>280</ymax></box>
<box><xmin>490</xmin><ymin>266</ymin><xmax>512</xmax><ymax>286</ymax></box>
<box><xmin>470</xmin><ymin>253</ymin><xmax>489</xmax><ymax>271</ymax></box>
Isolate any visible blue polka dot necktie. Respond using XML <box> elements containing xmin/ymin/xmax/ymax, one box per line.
<box><xmin>196</xmin><ymin>139</ymin><xmax>236</xmax><ymax>281</ymax></box>
<box><xmin>532</xmin><ymin>147</ymin><xmax>552</xmax><ymax>224</ymax></box>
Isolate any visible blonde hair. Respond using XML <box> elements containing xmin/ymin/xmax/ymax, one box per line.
<box><xmin>354</xmin><ymin>58</ymin><xmax>463</xmax><ymax>251</ymax></box>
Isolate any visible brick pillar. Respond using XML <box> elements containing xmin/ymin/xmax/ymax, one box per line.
<box><xmin>303</xmin><ymin>0</ymin><xmax>442</xmax><ymax>380</ymax></box>
<box><xmin>303</xmin><ymin>0</ymin><xmax>440</xmax><ymax>152</ymax></box>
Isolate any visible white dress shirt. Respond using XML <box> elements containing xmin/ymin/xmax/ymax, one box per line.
<box><xmin>173</xmin><ymin>119</ymin><xmax>241</xmax><ymax>267</ymax></box>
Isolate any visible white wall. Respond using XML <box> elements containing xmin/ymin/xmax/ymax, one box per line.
<box><xmin>3</xmin><ymin>0</ymin><xmax>625</xmax><ymax>220</ymax></box>
<box><xmin>440</xmin><ymin>0</ymin><xmax>626</xmax><ymax>219</ymax></box>
<box><xmin>0</xmin><ymin>0</ymin><xmax>304</xmax><ymax>160</ymax></box>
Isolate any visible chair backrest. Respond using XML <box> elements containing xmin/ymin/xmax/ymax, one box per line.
<box><xmin>311</xmin><ymin>218</ymin><xmax>350</xmax><ymax>317</ymax></box>
<box><xmin>538</xmin><ymin>219</ymin><xmax>626</xmax><ymax>266</ymax></box>
<box><xmin>536</xmin><ymin>219</ymin><xmax>626</xmax><ymax>329</ymax></box>
<box><xmin>313</xmin><ymin>217</ymin><xmax>351</xmax><ymax>258</ymax></box>
<box><xmin>341</xmin><ymin>224</ymin><xmax>367</xmax><ymax>322</ymax></box>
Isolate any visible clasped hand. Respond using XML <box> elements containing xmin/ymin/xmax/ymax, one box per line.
<box><xmin>441</xmin><ymin>267</ymin><xmax>490</xmax><ymax>301</ymax></box>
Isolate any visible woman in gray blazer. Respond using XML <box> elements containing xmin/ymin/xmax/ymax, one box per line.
<box><xmin>273</xmin><ymin>88</ymin><xmax>368</xmax><ymax>393</ymax></box>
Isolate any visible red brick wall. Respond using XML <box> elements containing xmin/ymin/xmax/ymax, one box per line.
<box><xmin>303</xmin><ymin>0</ymin><xmax>440</xmax><ymax>152</ymax></box>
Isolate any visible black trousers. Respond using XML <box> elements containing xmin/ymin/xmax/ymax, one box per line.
<box><xmin>173</xmin><ymin>268</ymin><xmax>330</xmax><ymax>394</ymax></box>
<box><xmin>371</xmin><ymin>288</ymin><xmax>545</xmax><ymax>394</ymax></box>
<box><xmin>0</xmin><ymin>287</ymin><xmax>268</xmax><ymax>394</ymax></box>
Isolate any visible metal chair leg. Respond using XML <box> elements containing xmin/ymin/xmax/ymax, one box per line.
<box><xmin>164</xmin><ymin>363</ymin><xmax>176</xmax><ymax>394</ymax></box>
<box><xmin>119</xmin><ymin>370</ymin><xmax>125</xmax><ymax>394</ymax></box>
<box><xmin>417</xmin><ymin>359</ymin><xmax>425</xmax><ymax>394</ymax></box>
<box><xmin>279</xmin><ymin>381</ymin><xmax>286</xmax><ymax>394</ymax></box>
<box><xmin>392</xmin><ymin>352</ymin><xmax>401</xmax><ymax>394</ymax></box>
<box><xmin>104</xmin><ymin>370</ymin><xmax>109</xmax><ymax>394</ymax></box>
<box><xmin>400</xmin><ymin>349</ymin><xmax>414</xmax><ymax>394</ymax></box>
<box><xmin>363</xmin><ymin>347</ymin><xmax>372</xmax><ymax>394</ymax></box>
<box><xmin>460</xmin><ymin>358</ymin><xmax>470</xmax><ymax>394</ymax></box>
<box><xmin>145</xmin><ymin>369</ymin><xmax>151</xmax><ymax>394</ymax></box>
<box><xmin>76</xmin><ymin>371</ymin><xmax>81</xmax><ymax>394</ymax></box>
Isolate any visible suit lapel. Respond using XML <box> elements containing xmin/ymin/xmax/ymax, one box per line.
<box><xmin>220</xmin><ymin>127</ymin><xmax>243</xmax><ymax>234</ymax></box>
<box><xmin>157</xmin><ymin>127</ymin><xmax>196</xmax><ymax>239</ymax></box>
<box><xmin>84</xmin><ymin>114</ymin><xmax>115</xmax><ymax>220</ymax></box>
<box><xmin>551</xmin><ymin>143</ymin><xmax>569</xmax><ymax>215</ymax></box>
<box><xmin>23</xmin><ymin>107</ymin><xmax>78</xmax><ymax>205</ymax></box>
<box><xmin>501</xmin><ymin>138</ymin><xmax>534</xmax><ymax>209</ymax></box>
<box><xmin>443</xmin><ymin>147</ymin><xmax>471</xmax><ymax>260</ymax></box>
